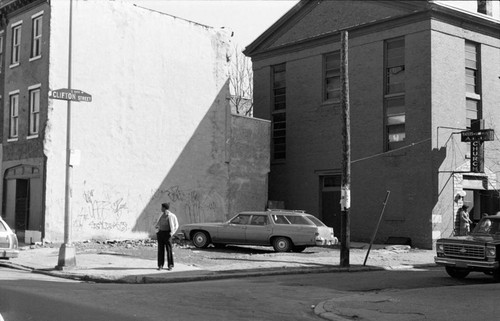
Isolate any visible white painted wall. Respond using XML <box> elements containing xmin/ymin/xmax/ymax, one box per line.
<box><xmin>434</xmin><ymin>0</ymin><xmax>500</xmax><ymax>20</ymax></box>
<box><xmin>45</xmin><ymin>0</ymin><xmax>232</xmax><ymax>241</ymax></box>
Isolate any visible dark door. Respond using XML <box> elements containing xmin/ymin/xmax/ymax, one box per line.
<box><xmin>321</xmin><ymin>176</ymin><xmax>341</xmax><ymax>237</ymax></box>
<box><xmin>15</xmin><ymin>179</ymin><xmax>30</xmax><ymax>233</ymax></box>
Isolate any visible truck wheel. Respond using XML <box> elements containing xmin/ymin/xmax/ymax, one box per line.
<box><xmin>445</xmin><ymin>267</ymin><xmax>470</xmax><ymax>279</ymax></box>
<box><xmin>192</xmin><ymin>231</ymin><xmax>210</xmax><ymax>248</ymax></box>
<box><xmin>492</xmin><ymin>270</ymin><xmax>500</xmax><ymax>282</ymax></box>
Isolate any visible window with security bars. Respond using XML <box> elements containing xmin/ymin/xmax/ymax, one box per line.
<box><xmin>384</xmin><ymin>38</ymin><xmax>405</xmax><ymax>150</ymax></box>
<box><xmin>324</xmin><ymin>52</ymin><xmax>340</xmax><ymax>101</ymax></box>
<box><xmin>9</xmin><ymin>93</ymin><xmax>19</xmax><ymax>139</ymax></box>
<box><xmin>31</xmin><ymin>15</ymin><xmax>42</xmax><ymax>59</ymax></box>
<box><xmin>272</xmin><ymin>63</ymin><xmax>286</xmax><ymax>160</ymax></box>
<box><xmin>465</xmin><ymin>41</ymin><xmax>481</xmax><ymax>129</ymax></box>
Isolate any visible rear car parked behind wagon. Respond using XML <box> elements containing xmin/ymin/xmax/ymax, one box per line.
<box><xmin>0</xmin><ymin>217</ymin><xmax>19</xmax><ymax>259</ymax></box>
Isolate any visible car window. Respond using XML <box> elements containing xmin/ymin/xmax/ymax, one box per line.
<box><xmin>285</xmin><ymin>215</ymin><xmax>315</xmax><ymax>225</ymax></box>
<box><xmin>306</xmin><ymin>215</ymin><xmax>327</xmax><ymax>227</ymax></box>
<box><xmin>272</xmin><ymin>215</ymin><xmax>290</xmax><ymax>224</ymax></box>
<box><xmin>230</xmin><ymin>214</ymin><xmax>251</xmax><ymax>225</ymax></box>
<box><xmin>250</xmin><ymin>215</ymin><xmax>268</xmax><ymax>226</ymax></box>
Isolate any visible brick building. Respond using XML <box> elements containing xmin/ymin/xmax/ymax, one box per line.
<box><xmin>245</xmin><ymin>0</ymin><xmax>500</xmax><ymax>249</ymax></box>
<box><xmin>0</xmin><ymin>0</ymin><xmax>270</xmax><ymax>243</ymax></box>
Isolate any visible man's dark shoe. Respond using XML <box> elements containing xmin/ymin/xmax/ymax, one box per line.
<box><xmin>157</xmin><ymin>266</ymin><xmax>163</xmax><ymax>271</ymax></box>
<box><xmin>167</xmin><ymin>266</ymin><xmax>173</xmax><ymax>271</ymax></box>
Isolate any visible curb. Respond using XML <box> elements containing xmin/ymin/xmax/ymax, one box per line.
<box><xmin>2</xmin><ymin>260</ymin><xmax>437</xmax><ymax>284</ymax></box>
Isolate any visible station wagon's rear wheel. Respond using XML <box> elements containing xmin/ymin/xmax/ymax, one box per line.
<box><xmin>192</xmin><ymin>231</ymin><xmax>210</xmax><ymax>248</ymax></box>
<box><xmin>273</xmin><ymin>236</ymin><xmax>292</xmax><ymax>252</ymax></box>
<box><xmin>445</xmin><ymin>266</ymin><xmax>470</xmax><ymax>279</ymax></box>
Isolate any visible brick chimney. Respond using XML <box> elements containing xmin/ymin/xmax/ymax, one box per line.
<box><xmin>477</xmin><ymin>0</ymin><xmax>493</xmax><ymax>16</ymax></box>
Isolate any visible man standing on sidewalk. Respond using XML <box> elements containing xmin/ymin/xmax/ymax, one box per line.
<box><xmin>155</xmin><ymin>203</ymin><xmax>179</xmax><ymax>270</ymax></box>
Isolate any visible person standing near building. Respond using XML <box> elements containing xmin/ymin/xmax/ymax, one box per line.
<box><xmin>155</xmin><ymin>203</ymin><xmax>179</xmax><ymax>270</ymax></box>
<box><xmin>459</xmin><ymin>205</ymin><xmax>472</xmax><ymax>236</ymax></box>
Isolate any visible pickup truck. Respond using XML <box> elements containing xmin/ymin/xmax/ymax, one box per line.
<box><xmin>435</xmin><ymin>214</ymin><xmax>500</xmax><ymax>281</ymax></box>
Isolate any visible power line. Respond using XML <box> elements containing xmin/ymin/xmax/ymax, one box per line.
<box><xmin>351</xmin><ymin>138</ymin><xmax>431</xmax><ymax>164</ymax></box>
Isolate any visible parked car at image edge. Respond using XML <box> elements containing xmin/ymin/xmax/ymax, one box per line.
<box><xmin>435</xmin><ymin>214</ymin><xmax>500</xmax><ymax>281</ymax></box>
<box><xmin>179</xmin><ymin>210</ymin><xmax>338</xmax><ymax>252</ymax></box>
<box><xmin>0</xmin><ymin>217</ymin><xmax>19</xmax><ymax>259</ymax></box>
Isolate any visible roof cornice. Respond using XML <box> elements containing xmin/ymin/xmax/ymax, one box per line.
<box><xmin>245</xmin><ymin>1</ymin><xmax>499</xmax><ymax>61</ymax></box>
<box><xmin>243</xmin><ymin>0</ymin><xmax>433</xmax><ymax>57</ymax></box>
<box><xmin>0</xmin><ymin>0</ymin><xmax>45</xmax><ymax>26</ymax></box>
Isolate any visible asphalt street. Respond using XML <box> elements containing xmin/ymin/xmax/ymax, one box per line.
<box><xmin>2</xmin><ymin>265</ymin><xmax>499</xmax><ymax>321</ymax></box>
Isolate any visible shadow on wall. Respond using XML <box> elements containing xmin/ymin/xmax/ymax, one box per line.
<box><xmin>131</xmin><ymin>83</ymin><xmax>230</xmax><ymax>236</ymax></box>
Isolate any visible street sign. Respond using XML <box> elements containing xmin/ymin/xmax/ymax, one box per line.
<box><xmin>461</xmin><ymin>129</ymin><xmax>494</xmax><ymax>142</ymax></box>
<box><xmin>49</xmin><ymin>88</ymin><xmax>92</xmax><ymax>102</ymax></box>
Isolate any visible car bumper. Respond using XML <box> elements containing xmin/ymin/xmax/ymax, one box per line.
<box><xmin>1</xmin><ymin>249</ymin><xmax>19</xmax><ymax>259</ymax></box>
<box><xmin>434</xmin><ymin>256</ymin><xmax>499</xmax><ymax>269</ymax></box>
<box><xmin>316</xmin><ymin>237</ymin><xmax>338</xmax><ymax>246</ymax></box>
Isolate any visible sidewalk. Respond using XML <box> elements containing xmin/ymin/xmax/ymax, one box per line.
<box><xmin>1</xmin><ymin>243</ymin><xmax>436</xmax><ymax>284</ymax></box>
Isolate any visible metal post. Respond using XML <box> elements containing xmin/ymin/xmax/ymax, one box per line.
<box><xmin>57</xmin><ymin>0</ymin><xmax>76</xmax><ymax>270</ymax></box>
<box><xmin>340</xmin><ymin>30</ymin><xmax>350</xmax><ymax>268</ymax></box>
<box><xmin>363</xmin><ymin>191</ymin><xmax>390</xmax><ymax>266</ymax></box>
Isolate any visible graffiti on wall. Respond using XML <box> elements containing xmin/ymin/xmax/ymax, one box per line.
<box><xmin>151</xmin><ymin>185</ymin><xmax>223</xmax><ymax>223</ymax></box>
<box><xmin>74</xmin><ymin>189</ymin><xmax>129</xmax><ymax>232</ymax></box>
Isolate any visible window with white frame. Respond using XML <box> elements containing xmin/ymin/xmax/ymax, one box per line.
<box><xmin>384</xmin><ymin>38</ymin><xmax>406</xmax><ymax>151</ymax></box>
<box><xmin>465</xmin><ymin>41</ymin><xmax>481</xmax><ymax>129</ymax></box>
<box><xmin>324</xmin><ymin>51</ymin><xmax>340</xmax><ymax>102</ymax></box>
<box><xmin>29</xmin><ymin>86</ymin><xmax>41</xmax><ymax>136</ymax></box>
<box><xmin>31</xmin><ymin>14</ymin><xmax>42</xmax><ymax>59</ymax></box>
<box><xmin>11</xmin><ymin>22</ymin><xmax>22</xmax><ymax>65</ymax></box>
<box><xmin>9</xmin><ymin>92</ymin><xmax>19</xmax><ymax>139</ymax></box>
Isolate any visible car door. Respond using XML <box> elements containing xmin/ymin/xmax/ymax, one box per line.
<box><xmin>216</xmin><ymin>214</ymin><xmax>251</xmax><ymax>243</ymax></box>
<box><xmin>245</xmin><ymin>215</ymin><xmax>273</xmax><ymax>245</ymax></box>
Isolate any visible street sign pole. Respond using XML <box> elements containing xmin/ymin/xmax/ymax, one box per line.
<box><xmin>57</xmin><ymin>0</ymin><xmax>76</xmax><ymax>270</ymax></box>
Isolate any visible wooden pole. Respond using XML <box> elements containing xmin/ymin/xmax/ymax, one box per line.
<box><xmin>340</xmin><ymin>30</ymin><xmax>350</xmax><ymax>268</ymax></box>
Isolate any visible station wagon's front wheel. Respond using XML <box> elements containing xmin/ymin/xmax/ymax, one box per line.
<box><xmin>273</xmin><ymin>237</ymin><xmax>292</xmax><ymax>252</ymax></box>
<box><xmin>192</xmin><ymin>231</ymin><xmax>210</xmax><ymax>248</ymax></box>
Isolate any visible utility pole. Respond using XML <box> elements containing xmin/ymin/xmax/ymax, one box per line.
<box><xmin>56</xmin><ymin>0</ymin><xmax>76</xmax><ymax>270</ymax></box>
<box><xmin>340</xmin><ymin>30</ymin><xmax>350</xmax><ymax>268</ymax></box>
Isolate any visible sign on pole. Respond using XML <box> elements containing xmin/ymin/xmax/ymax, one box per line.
<box><xmin>461</xmin><ymin>129</ymin><xmax>494</xmax><ymax>142</ymax></box>
<box><xmin>49</xmin><ymin>88</ymin><xmax>92</xmax><ymax>102</ymax></box>
<box><xmin>460</xmin><ymin>125</ymin><xmax>494</xmax><ymax>173</ymax></box>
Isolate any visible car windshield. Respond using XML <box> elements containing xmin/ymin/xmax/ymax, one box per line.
<box><xmin>229</xmin><ymin>214</ymin><xmax>251</xmax><ymax>225</ymax></box>
<box><xmin>306</xmin><ymin>215</ymin><xmax>327</xmax><ymax>227</ymax></box>
<box><xmin>472</xmin><ymin>217</ymin><xmax>500</xmax><ymax>236</ymax></box>
<box><xmin>0</xmin><ymin>221</ymin><xmax>7</xmax><ymax>232</ymax></box>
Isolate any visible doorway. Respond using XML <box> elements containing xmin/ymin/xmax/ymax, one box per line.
<box><xmin>464</xmin><ymin>188</ymin><xmax>500</xmax><ymax>228</ymax></box>
<box><xmin>15</xmin><ymin>179</ymin><xmax>30</xmax><ymax>240</ymax></box>
<box><xmin>320</xmin><ymin>175</ymin><xmax>341</xmax><ymax>236</ymax></box>
<box><xmin>3</xmin><ymin>164</ymin><xmax>43</xmax><ymax>243</ymax></box>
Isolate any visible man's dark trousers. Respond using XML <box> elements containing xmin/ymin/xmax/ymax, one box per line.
<box><xmin>157</xmin><ymin>230</ymin><xmax>174</xmax><ymax>268</ymax></box>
